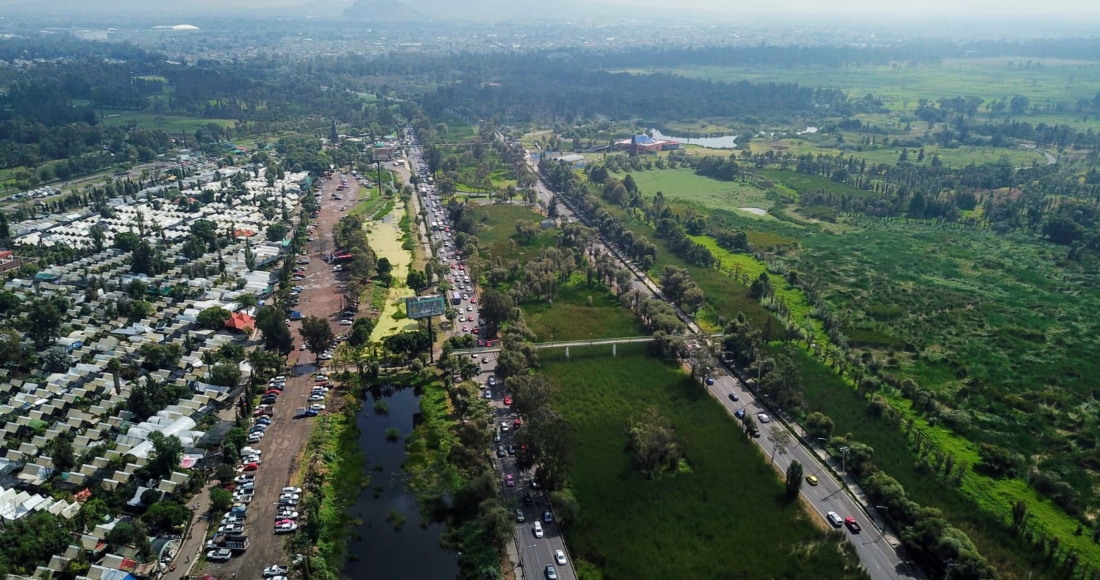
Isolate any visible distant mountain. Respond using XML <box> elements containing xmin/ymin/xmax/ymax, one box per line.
<box><xmin>342</xmin><ymin>0</ymin><xmax>425</xmax><ymax>21</ymax></box>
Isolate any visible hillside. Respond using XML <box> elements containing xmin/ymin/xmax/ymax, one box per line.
<box><xmin>342</xmin><ymin>0</ymin><xmax>425</xmax><ymax>21</ymax></box>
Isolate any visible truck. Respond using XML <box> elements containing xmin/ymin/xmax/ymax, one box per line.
<box><xmin>207</xmin><ymin>533</ymin><xmax>250</xmax><ymax>552</ymax></box>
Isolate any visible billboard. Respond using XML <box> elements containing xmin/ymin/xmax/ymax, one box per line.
<box><xmin>405</xmin><ymin>295</ymin><xmax>446</xmax><ymax>319</ymax></box>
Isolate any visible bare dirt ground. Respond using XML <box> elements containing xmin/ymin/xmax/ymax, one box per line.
<box><xmin>194</xmin><ymin>174</ymin><xmax>360</xmax><ymax>580</ymax></box>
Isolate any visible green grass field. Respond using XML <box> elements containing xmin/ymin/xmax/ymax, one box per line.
<box><xmin>542</xmin><ymin>347</ymin><xmax>869</xmax><ymax>580</ymax></box>
<box><xmin>625</xmin><ymin>58</ymin><xmax>1100</xmax><ymax>113</ymax></box>
<box><xmin>98</xmin><ymin>111</ymin><xmax>236</xmax><ymax>133</ymax></box>
<box><xmin>467</xmin><ymin>204</ymin><xmax>557</xmax><ymax>263</ymax></box>
<box><xmin>523</xmin><ymin>274</ymin><xmax>645</xmax><ymax>341</ymax></box>
<box><xmin>610</xmin><ymin>167</ymin><xmax>775</xmax><ymax>212</ymax></box>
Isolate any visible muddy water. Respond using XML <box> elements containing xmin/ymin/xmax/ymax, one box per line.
<box><xmin>365</xmin><ymin>201</ymin><xmax>418</xmax><ymax>339</ymax></box>
<box><xmin>343</xmin><ymin>386</ymin><xmax>458</xmax><ymax>580</ymax></box>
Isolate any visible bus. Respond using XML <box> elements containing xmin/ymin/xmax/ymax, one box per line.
<box><xmin>450</xmin><ymin>291</ymin><xmax>462</xmax><ymax>305</ymax></box>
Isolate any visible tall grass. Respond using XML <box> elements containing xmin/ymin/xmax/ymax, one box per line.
<box><xmin>523</xmin><ymin>274</ymin><xmax>644</xmax><ymax>341</ymax></box>
<box><xmin>542</xmin><ymin>346</ymin><xmax>868</xmax><ymax>580</ymax></box>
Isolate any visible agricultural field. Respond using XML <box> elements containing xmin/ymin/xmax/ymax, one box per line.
<box><xmin>542</xmin><ymin>347</ymin><xmax>869</xmax><ymax>580</ymax></box>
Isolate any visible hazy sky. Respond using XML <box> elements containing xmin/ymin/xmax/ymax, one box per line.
<box><xmin>0</xmin><ymin>0</ymin><xmax>1096</xmax><ymax>17</ymax></box>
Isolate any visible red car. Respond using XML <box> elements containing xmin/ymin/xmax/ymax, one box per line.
<box><xmin>844</xmin><ymin>517</ymin><xmax>862</xmax><ymax>533</ymax></box>
<box><xmin>470</xmin><ymin>296</ymin><xmax>477</xmax><ymax>304</ymax></box>
<box><xmin>265</xmin><ymin>389</ymin><xmax>280</xmax><ymax>395</ymax></box>
<box><xmin>505</xmin><ymin>474</ymin><xmax>515</xmax><ymax>487</ymax></box>
<box><xmin>473</xmin><ymin>328</ymin><xmax>480</xmax><ymax>334</ymax></box>
<box><xmin>513</xmin><ymin>417</ymin><xmax>522</xmax><ymax>428</ymax></box>
<box><xmin>504</xmin><ymin>396</ymin><xmax>512</xmax><ymax>406</ymax></box>
<box><xmin>242</xmin><ymin>462</ymin><xmax>260</xmax><ymax>471</ymax></box>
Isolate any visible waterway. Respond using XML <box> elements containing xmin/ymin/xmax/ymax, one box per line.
<box><xmin>651</xmin><ymin>127</ymin><xmax>738</xmax><ymax>148</ymax></box>
<box><xmin>342</xmin><ymin>385</ymin><xmax>459</xmax><ymax>580</ymax></box>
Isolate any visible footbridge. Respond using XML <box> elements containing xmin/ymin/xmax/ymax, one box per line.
<box><xmin>450</xmin><ymin>333</ymin><xmax>722</xmax><ymax>357</ymax></box>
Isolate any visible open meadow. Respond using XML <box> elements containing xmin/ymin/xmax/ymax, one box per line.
<box><xmin>542</xmin><ymin>346</ymin><xmax>869</xmax><ymax>580</ymax></box>
<box><xmin>610</xmin><ymin>167</ymin><xmax>776</xmax><ymax>212</ymax></box>
<box><xmin>523</xmin><ymin>274</ymin><xmax>645</xmax><ymax>341</ymax></box>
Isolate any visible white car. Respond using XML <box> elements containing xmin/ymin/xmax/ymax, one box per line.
<box><xmin>340</xmin><ymin>319</ymin><xmax>354</xmax><ymax>326</ymax></box>
<box><xmin>207</xmin><ymin>549</ymin><xmax>233</xmax><ymax>562</ymax></box>
<box><xmin>276</xmin><ymin>510</ymin><xmax>299</xmax><ymax>520</ymax></box>
<box><xmin>757</xmin><ymin>413</ymin><xmax>772</xmax><ymax>423</ymax></box>
<box><xmin>309</xmin><ymin>394</ymin><xmax>325</xmax><ymax>402</ymax></box>
<box><xmin>310</xmin><ymin>403</ymin><xmax>326</xmax><ymax>411</ymax></box>
<box><xmin>554</xmin><ymin>550</ymin><xmax>567</xmax><ymax>565</ymax></box>
<box><xmin>274</xmin><ymin>522</ymin><xmax>298</xmax><ymax>534</ymax></box>
<box><xmin>234</xmin><ymin>475</ymin><xmax>255</xmax><ymax>484</ymax></box>
<box><xmin>280</xmin><ymin>493</ymin><xmax>300</xmax><ymax>501</ymax></box>
<box><xmin>281</xmin><ymin>487</ymin><xmax>302</xmax><ymax>495</ymax></box>
<box><xmin>533</xmin><ymin>521</ymin><xmax>544</xmax><ymax>538</ymax></box>
<box><xmin>263</xmin><ymin>566</ymin><xmax>288</xmax><ymax>577</ymax></box>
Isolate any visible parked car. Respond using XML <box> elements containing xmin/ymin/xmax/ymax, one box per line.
<box><xmin>206</xmin><ymin>549</ymin><xmax>233</xmax><ymax>562</ymax></box>
<box><xmin>504</xmin><ymin>395</ymin><xmax>512</xmax><ymax>406</ymax></box>
<box><xmin>282</xmin><ymin>487</ymin><xmax>302</xmax><ymax>494</ymax></box>
<box><xmin>340</xmin><ymin>319</ymin><xmax>354</xmax><ymax>326</ymax></box>
<box><xmin>275</xmin><ymin>522</ymin><xmax>298</xmax><ymax>534</ymax></box>
<box><xmin>497</xmin><ymin>445</ymin><xmax>506</xmax><ymax>458</ymax></box>
<box><xmin>279</xmin><ymin>493</ymin><xmax>300</xmax><ymax>501</ymax></box>
<box><xmin>310</xmin><ymin>403</ymin><xmax>326</xmax><ymax>411</ymax></box>
<box><xmin>500</xmin><ymin>421</ymin><xmax>509</xmax><ymax>432</ymax></box>
<box><xmin>505</xmin><ymin>474</ymin><xmax>515</xmax><ymax>487</ymax></box>
<box><xmin>276</xmin><ymin>510</ymin><xmax>299</xmax><ymax>520</ymax></box>
<box><xmin>309</xmin><ymin>395</ymin><xmax>325</xmax><ymax>402</ymax></box>
<box><xmin>263</xmin><ymin>567</ymin><xmax>289</xmax><ymax>578</ymax></box>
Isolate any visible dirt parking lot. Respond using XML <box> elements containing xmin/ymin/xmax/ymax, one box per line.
<box><xmin>200</xmin><ymin>175</ymin><xmax>360</xmax><ymax>580</ymax></box>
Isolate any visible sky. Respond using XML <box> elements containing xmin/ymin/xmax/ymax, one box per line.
<box><xmin>0</xmin><ymin>0</ymin><xmax>1096</xmax><ymax>17</ymax></box>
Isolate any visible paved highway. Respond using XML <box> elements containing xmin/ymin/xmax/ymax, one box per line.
<box><xmin>404</xmin><ymin>130</ymin><xmax>577</xmax><ymax>580</ymax></box>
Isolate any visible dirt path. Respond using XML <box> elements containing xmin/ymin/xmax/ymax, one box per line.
<box><xmin>182</xmin><ymin>174</ymin><xmax>360</xmax><ymax>580</ymax></box>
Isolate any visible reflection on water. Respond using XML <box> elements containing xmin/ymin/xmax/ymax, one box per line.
<box><xmin>652</xmin><ymin>128</ymin><xmax>738</xmax><ymax>148</ymax></box>
<box><xmin>343</xmin><ymin>385</ymin><xmax>459</xmax><ymax>580</ymax></box>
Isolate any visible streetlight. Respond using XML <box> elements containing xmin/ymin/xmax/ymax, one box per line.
<box><xmin>874</xmin><ymin>505</ymin><xmax>890</xmax><ymax>543</ymax></box>
<box><xmin>838</xmin><ymin>446</ymin><xmax>851</xmax><ymax>474</ymax></box>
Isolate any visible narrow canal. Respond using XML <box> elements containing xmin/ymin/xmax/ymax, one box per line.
<box><xmin>343</xmin><ymin>385</ymin><xmax>459</xmax><ymax>579</ymax></box>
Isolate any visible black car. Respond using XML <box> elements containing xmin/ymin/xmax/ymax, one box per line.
<box><xmin>705</xmin><ymin>377</ymin><xmax>715</xmax><ymax>385</ymax></box>
<box><xmin>728</xmin><ymin>392</ymin><xmax>739</xmax><ymax>402</ymax></box>
<box><xmin>507</xmin><ymin>444</ymin><xmax>516</xmax><ymax>456</ymax></box>
<box><xmin>523</xmin><ymin>493</ymin><xmax>534</xmax><ymax>505</ymax></box>
<box><xmin>543</xmin><ymin>510</ymin><xmax>552</xmax><ymax>523</ymax></box>
<box><xmin>497</xmin><ymin>445</ymin><xmax>506</xmax><ymax>457</ymax></box>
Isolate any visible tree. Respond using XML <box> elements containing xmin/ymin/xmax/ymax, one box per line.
<box><xmin>208</xmin><ymin>361</ymin><xmax>242</xmax><ymax>388</ymax></box>
<box><xmin>147</xmin><ymin>431</ymin><xmax>183</xmax><ymax>479</ymax></box>
<box><xmin>47</xmin><ymin>432</ymin><xmax>75</xmax><ymax>473</ymax></box>
<box><xmin>209</xmin><ymin>487</ymin><xmax>233</xmax><ymax>512</ymax></box>
<box><xmin>25</xmin><ymin>296</ymin><xmax>66</xmax><ymax>349</ymax></box>
<box><xmin>627</xmin><ymin>406</ymin><xmax>683</xmax><ymax>479</ymax></box>
<box><xmin>785</xmin><ymin>460</ymin><xmax>804</xmax><ymax>498</ymax></box>
<box><xmin>127</xmin><ymin>279</ymin><xmax>148</xmax><ymax>300</ymax></box>
<box><xmin>197</xmin><ymin>307</ymin><xmax>232</xmax><ymax>330</ymax></box>
<box><xmin>141</xmin><ymin>501</ymin><xmax>190</xmax><ymax>533</ymax></box>
<box><xmin>767</xmin><ymin>426</ymin><xmax>792</xmax><ymax>465</ymax></box>
<box><xmin>299</xmin><ymin>316</ymin><xmax>335</xmax><ymax>361</ymax></box>
<box><xmin>266</xmin><ymin>222</ymin><xmax>288</xmax><ymax>242</ymax></box>
<box><xmin>549</xmin><ymin>489</ymin><xmax>580</xmax><ymax>528</ymax></box>
<box><xmin>42</xmin><ymin>345</ymin><xmax>72</xmax><ymax>373</ymax></box>
<box><xmin>0</xmin><ymin>326</ymin><xmax>24</xmax><ymax>368</ymax></box>
<box><xmin>804</xmin><ymin>412</ymin><xmax>834</xmax><ymax>440</ymax></box>
<box><xmin>515</xmin><ymin>219</ymin><xmax>538</xmax><ymax>243</ymax></box>
<box><xmin>406</xmin><ymin>270</ymin><xmax>428</xmax><ymax>295</ymax></box>
<box><xmin>215</xmin><ymin>464</ymin><xmax>236</xmax><ymax>485</ymax></box>
<box><xmin>256</xmin><ymin>307</ymin><xmax>294</xmax><ymax>354</ymax></box>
